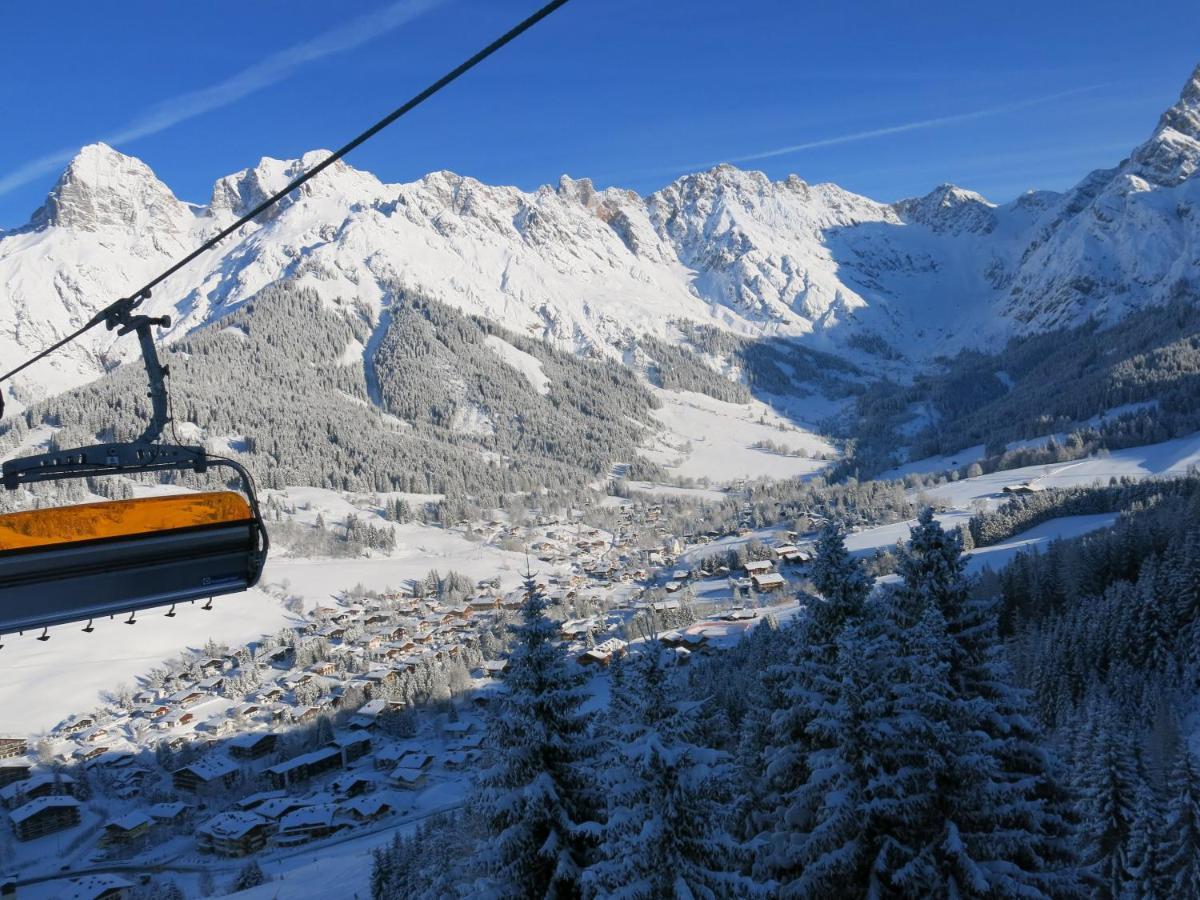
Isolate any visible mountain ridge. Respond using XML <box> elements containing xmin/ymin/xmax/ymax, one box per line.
<box><xmin>1</xmin><ymin>63</ymin><xmax>1198</xmax><ymax>412</ymax></box>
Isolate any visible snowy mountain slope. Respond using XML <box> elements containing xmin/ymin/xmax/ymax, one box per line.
<box><xmin>1</xmin><ymin>63</ymin><xmax>1198</xmax><ymax>412</ymax></box>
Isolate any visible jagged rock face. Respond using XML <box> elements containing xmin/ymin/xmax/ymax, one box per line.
<box><xmin>30</xmin><ymin>143</ymin><xmax>190</xmax><ymax>236</ymax></box>
<box><xmin>893</xmin><ymin>184</ymin><xmax>997</xmax><ymax>235</ymax></box>
<box><xmin>1</xmin><ymin>63</ymin><xmax>1199</xmax><ymax>408</ymax></box>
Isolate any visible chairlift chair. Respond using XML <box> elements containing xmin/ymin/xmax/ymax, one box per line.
<box><xmin>0</xmin><ymin>294</ymin><xmax>269</xmax><ymax>637</ymax></box>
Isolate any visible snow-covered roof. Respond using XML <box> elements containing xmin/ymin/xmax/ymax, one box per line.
<box><xmin>104</xmin><ymin>810</ymin><xmax>153</xmax><ymax>832</ymax></box>
<box><xmin>279</xmin><ymin>803</ymin><xmax>337</xmax><ymax>830</ymax></box>
<box><xmin>198</xmin><ymin>810</ymin><xmax>269</xmax><ymax>839</ymax></box>
<box><xmin>10</xmin><ymin>794</ymin><xmax>80</xmax><ymax>824</ymax></box>
<box><xmin>52</xmin><ymin>875</ymin><xmax>134</xmax><ymax>900</ymax></box>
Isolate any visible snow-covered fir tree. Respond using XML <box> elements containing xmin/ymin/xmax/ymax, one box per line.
<box><xmin>471</xmin><ymin>572</ymin><xmax>600</xmax><ymax>897</ymax></box>
<box><xmin>1162</xmin><ymin>748</ymin><xmax>1200</xmax><ymax>898</ymax></box>
<box><xmin>752</xmin><ymin>521</ymin><xmax>872</xmax><ymax>884</ymax></box>
<box><xmin>586</xmin><ymin>647</ymin><xmax>758</xmax><ymax>898</ymax></box>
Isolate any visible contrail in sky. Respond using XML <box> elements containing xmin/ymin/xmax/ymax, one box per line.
<box><xmin>0</xmin><ymin>0</ymin><xmax>445</xmax><ymax>198</ymax></box>
<box><xmin>678</xmin><ymin>83</ymin><xmax>1108</xmax><ymax>171</ymax></box>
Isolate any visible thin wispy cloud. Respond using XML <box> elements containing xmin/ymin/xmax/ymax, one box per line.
<box><xmin>0</xmin><ymin>0</ymin><xmax>445</xmax><ymax>198</ymax></box>
<box><xmin>673</xmin><ymin>84</ymin><xmax>1108</xmax><ymax>173</ymax></box>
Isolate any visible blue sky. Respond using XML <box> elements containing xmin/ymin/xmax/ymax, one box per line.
<box><xmin>1</xmin><ymin>0</ymin><xmax>1197</xmax><ymax>228</ymax></box>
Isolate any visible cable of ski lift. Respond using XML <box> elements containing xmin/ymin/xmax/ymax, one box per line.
<box><xmin>0</xmin><ymin>0</ymin><xmax>575</xmax><ymax>637</ymax></box>
<box><xmin>0</xmin><ymin>0</ymin><xmax>574</xmax><ymax>393</ymax></box>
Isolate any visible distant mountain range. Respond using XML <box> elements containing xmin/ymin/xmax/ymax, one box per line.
<box><xmin>0</xmin><ymin>63</ymin><xmax>1197</xmax><ymax>412</ymax></box>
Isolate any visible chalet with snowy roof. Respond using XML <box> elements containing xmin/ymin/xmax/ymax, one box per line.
<box><xmin>329</xmin><ymin>733</ymin><xmax>372</xmax><ymax>765</ymax></box>
<box><xmin>660</xmin><ymin>631</ymin><xmax>709</xmax><ymax>651</ymax></box>
<box><xmin>236</xmin><ymin>790</ymin><xmax>288</xmax><ymax>811</ymax></box>
<box><xmin>362</xmin><ymin>669</ymin><xmax>399</xmax><ymax>691</ymax></box>
<box><xmin>147</xmin><ymin>802</ymin><xmax>188</xmax><ymax>826</ymax></box>
<box><xmin>197</xmin><ymin>811</ymin><xmax>274</xmax><ymax>856</ymax></box>
<box><xmin>173</xmin><ymin>756</ymin><xmax>240</xmax><ymax>793</ymax></box>
<box><xmin>100</xmin><ymin>811</ymin><xmax>154</xmax><ymax>846</ymax></box>
<box><xmin>52</xmin><ymin>874</ymin><xmax>132</xmax><ymax>900</ymax></box>
<box><xmin>72</xmin><ymin>745</ymin><xmax>110</xmax><ymax>763</ymax></box>
<box><xmin>168</xmin><ymin>688</ymin><xmax>207</xmax><ymax>708</ymax></box>
<box><xmin>0</xmin><ymin>738</ymin><xmax>26</xmax><ymax>760</ymax></box>
<box><xmin>197</xmin><ymin>716</ymin><xmax>237</xmax><ymax>737</ymax></box>
<box><xmin>133</xmin><ymin>702</ymin><xmax>170</xmax><ymax>719</ymax></box>
<box><xmin>158</xmin><ymin>710</ymin><xmax>196</xmax><ymax>729</ymax></box>
<box><xmin>0</xmin><ymin>773</ymin><xmax>76</xmax><ymax>809</ymax></box>
<box><xmin>265</xmin><ymin>746</ymin><xmax>342</xmax><ymax>790</ymax></box>
<box><xmin>232</xmin><ymin>701</ymin><xmax>264</xmax><ymax>719</ymax></box>
<box><xmin>578</xmin><ymin>638</ymin><xmax>628</xmax><ymax>667</ymax></box>
<box><xmin>252</xmin><ymin>797</ymin><xmax>312</xmax><ymax>821</ymax></box>
<box><xmin>331</xmin><ymin>771</ymin><xmax>380</xmax><ymax>798</ymax></box>
<box><xmin>58</xmin><ymin>715</ymin><xmax>95</xmax><ymax>735</ymax></box>
<box><xmin>197</xmin><ymin>675</ymin><xmax>225</xmax><ymax>694</ymax></box>
<box><xmin>10</xmin><ymin>795</ymin><xmax>80</xmax><ymax>841</ymax></box>
<box><xmin>752</xmin><ymin>572</ymin><xmax>786</xmax><ymax>593</ymax></box>
<box><xmin>389</xmin><ymin>765</ymin><xmax>428</xmax><ymax>790</ymax></box>
<box><xmin>744</xmin><ymin>559</ymin><xmax>775</xmax><ymax>576</ymax></box>
<box><xmin>339</xmin><ymin>794</ymin><xmax>392</xmax><ymax>823</ymax></box>
<box><xmin>228</xmin><ymin>731</ymin><xmax>278</xmax><ymax>760</ymax></box>
<box><xmin>0</xmin><ymin>762</ymin><xmax>31</xmax><ymax>789</ymax></box>
<box><xmin>275</xmin><ymin>804</ymin><xmax>342</xmax><ymax>846</ymax></box>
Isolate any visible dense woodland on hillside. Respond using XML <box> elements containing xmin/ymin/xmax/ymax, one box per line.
<box><xmin>0</xmin><ymin>283</ymin><xmax>662</xmax><ymax>506</ymax></box>
<box><xmin>370</xmin><ymin>500</ymin><xmax>1200</xmax><ymax>898</ymax></box>
<box><xmin>846</xmin><ymin>299</ymin><xmax>1200</xmax><ymax>478</ymax></box>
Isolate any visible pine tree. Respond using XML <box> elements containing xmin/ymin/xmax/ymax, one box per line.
<box><xmin>473</xmin><ymin>572</ymin><xmax>599</xmax><ymax>898</ymax></box>
<box><xmin>1161</xmin><ymin>749</ymin><xmax>1200</xmax><ymax>898</ymax></box>
<box><xmin>894</xmin><ymin>509</ymin><xmax>1080</xmax><ymax>897</ymax></box>
<box><xmin>752</xmin><ymin>520</ymin><xmax>871</xmax><ymax>885</ymax></box>
<box><xmin>1079</xmin><ymin>718</ymin><xmax>1141</xmax><ymax>898</ymax></box>
<box><xmin>808</xmin><ymin>522</ymin><xmax>872</xmax><ymax>633</ymax></box>
<box><xmin>231</xmin><ymin>859</ymin><xmax>268</xmax><ymax>891</ymax></box>
<box><xmin>587</xmin><ymin>647</ymin><xmax>757</xmax><ymax>898</ymax></box>
<box><xmin>1124</xmin><ymin>784</ymin><xmax>1168</xmax><ymax>900</ymax></box>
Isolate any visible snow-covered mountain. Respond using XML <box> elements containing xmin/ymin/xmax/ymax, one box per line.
<box><xmin>1</xmin><ymin>63</ymin><xmax>1198</xmax><ymax>409</ymax></box>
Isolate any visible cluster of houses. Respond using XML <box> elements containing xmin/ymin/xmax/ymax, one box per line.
<box><xmin>0</xmin><ymin>502</ymin><xmax>801</xmax><ymax>876</ymax></box>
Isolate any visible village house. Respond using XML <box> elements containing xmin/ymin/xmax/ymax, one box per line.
<box><xmin>133</xmin><ymin>702</ymin><xmax>170</xmax><ymax>719</ymax></box>
<box><xmin>0</xmin><ymin>773</ymin><xmax>76</xmax><ymax>809</ymax></box>
<box><xmin>0</xmin><ymin>762</ymin><xmax>31</xmax><ymax>789</ymax></box>
<box><xmin>168</xmin><ymin>688</ymin><xmax>207</xmax><ymax>708</ymax></box>
<box><xmin>99</xmin><ymin>811</ymin><xmax>154</xmax><ymax>846</ymax></box>
<box><xmin>0</xmin><ymin>738</ymin><xmax>26</xmax><ymax>760</ymax></box>
<box><xmin>752</xmin><ymin>572</ymin><xmax>786</xmax><ymax>593</ymax></box>
<box><xmin>173</xmin><ymin>756</ymin><xmax>241</xmax><ymax>793</ymax></box>
<box><xmin>58</xmin><ymin>715</ymin><xmax>96</xmax><ymax>736</ymax></box>
<box><xmin>389</xmin><ymin>765</ymin><xmax>428</xmax><ymax>790</ymax></box>
<box><xmin>54</xmin><ymin>873</ymin><xmax>133</xmax><ymax>900</ymax></box>
<box><xmin>236</xmin><ymin>790</ymin><xmax>288</xmax><ymax>812</ymax></box>
<box><xmin>228</xmin><ymin>731</ymin><xmax>279</xmax><ymax>760</ymax></box>
<box><xmin>339</xmin><ymin>794</ymin><xmax>392</xmax><ymax>823</ymax></box>
<box><xmin>275</xmin><ymin>804</ymin><xmax>342</xmax><ymax>847</ymax></box>
<box><xmin>329</xmin><ymin>732</ymin><xmax>372</xmax><ymax>766</ymax></box>
<box><xmin>147</xmin><ymin>802</ymin><xmax>188</xmax><ymax>828</ymax></box>
<box><xmin>197</xmin><ymin>811</ymin><xmax>275</xmax><ymax>857</ymax></box>
<box><xmin>10</xmin><ymin>795</ymin><xmax>81</xmax><ymax>841</ymax></box>
<box><xmin>744</xmin><ymin>559</ymin><xmax>775</xmax><ymax>577</ymax></box>
<box><xmin>265</xmin><ymin>746</ymin><xmax>343</xmax><ymax>790</ymax></box>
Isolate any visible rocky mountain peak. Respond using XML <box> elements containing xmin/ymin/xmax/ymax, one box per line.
<box><xmin>1128</xmin><ymin>63</ymin><xmax>1200</xmax><ymax>187</ymax></box>
<box><xmin>894</xmin><ymin>183</ymin><xmax>996</xmax><ymax>234</ymax></box>
<box><xmin>31</xmin><ymin>143</ymin><xmax>188</xmax><ymax>232</ymax></box>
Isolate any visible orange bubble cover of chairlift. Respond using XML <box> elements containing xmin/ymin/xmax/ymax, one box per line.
<box><xmin>0</xmin><ymin>491</ymin><xmax>252</xmax><ymax>552</ymax></box>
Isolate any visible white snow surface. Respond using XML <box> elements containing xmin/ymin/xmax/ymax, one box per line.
<box><xmin>483</xmin><ymin>334</ymin><xmax>551</xmax><ymax>395</ymax></box>
<box><xmin>642</xmin><ymin>389</ymin><xmax>834</xmax><ymax>483</ymax></box>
